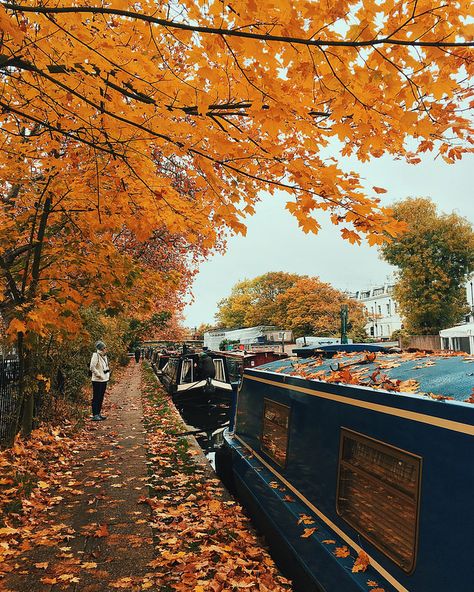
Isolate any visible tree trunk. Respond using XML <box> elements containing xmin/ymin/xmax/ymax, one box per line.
<box><xmin>17</xmin><ymin>331</ymin><xmax>33</xmax><ymax>438</ymax></box>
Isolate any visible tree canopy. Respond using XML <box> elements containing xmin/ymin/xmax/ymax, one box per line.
<box><xmin>216</xmin><ymin>272</ymin><xmax>367</xmax><ymax>339</ymax></box>
<box><xmin>380</xmin><ymin>198</ymin><xmax>474</xmax><ymax>334</ymax></box>
<box><xmin>1</xmin><ymin>0</ymin><xmax>472</xmax><ymax>256</ymax></box>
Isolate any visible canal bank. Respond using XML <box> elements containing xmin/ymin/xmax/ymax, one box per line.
<box><xmin>1</xmin><ymin>362</ymin><xmax>291</xmax><ymax>592</ymax></box>
<box><xmin>141</xmin><ymin>363</ymin><xmax>292</xmax><ymax>591</ymax></box>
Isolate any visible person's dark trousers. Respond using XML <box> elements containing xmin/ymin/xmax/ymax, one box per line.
<box><xmin>92</xmin><ymin>381</ymin><xmax>107</xmax><ymax>416</ymax></box>
<box><xmin>135</xmin><ymin>351</ymin><xmax>140</xmax><ymax>362</ymax></box>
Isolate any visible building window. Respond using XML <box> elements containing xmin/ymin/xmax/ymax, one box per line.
<box><xmin>337</xmin><ymin>429</ymin><xmax>421</xmax><ymax>573</ymax></box>
<box><xmin>261</xmin><ymin>399</ymin><xmax>290</xmax><ymax>467</ymax></box>
<box><xmin>378</xmin><ymin>305</ymin><xmax>382</xmax><ymax>315</ymax></box>
<box><xmin>373</xmin><ymin>287</ymin><xmax>385</xmax><ymax>296</ymax></box>
<box><xmin>387</xmin><ymin>302</ymin><xmax>391</xmax><ymax>315</ymax></box>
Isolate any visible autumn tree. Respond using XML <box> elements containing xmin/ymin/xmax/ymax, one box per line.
<box><xmin>216</xmin><ymin>272</ymin><xmax>300</xmax><ymax>328</ymax></box>
<box><xmin>0</xmin><ymin>131</ymin><xmax>207</xmax><ymax>433</ymax></box>
<box><xmin>1</xmin><ymin>0</ymin><xmax>472</xmax><ymax>249</ymax></box>
<box><xmin>193</xmin><ymin>323</ymin><xmax>218</xmax><ymax>340</ymax></box>
<box><xmin>273</xmin><ymin>277</ymin><xmax>367</xmax><ymax>339</ymax></box>
<box><xmin>380</xmin><ymin>198</ymin><xmax>474</xmax><ymax>334</ymax></box>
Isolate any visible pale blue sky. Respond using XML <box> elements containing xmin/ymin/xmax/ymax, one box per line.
<box><xmin>183</xmin><ymin>154</ymin><xmax>474</xmax><ymax>328</ymax></box>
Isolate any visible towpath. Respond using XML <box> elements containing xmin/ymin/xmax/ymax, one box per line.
<box><xmin>1</xmin><ymin>363</ymin><xmax>291</xmax><ymax>592</ymax></box>
<box><xmin>3</xmin><ymin>362</ymin><xmax>155</xmax><ymax>591</ymax></box>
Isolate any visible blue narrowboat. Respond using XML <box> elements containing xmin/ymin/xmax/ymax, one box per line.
<box><xmin>216</xmin><ymin>350</ymin><xmax>474</xmax><ymax>592</ymax></box>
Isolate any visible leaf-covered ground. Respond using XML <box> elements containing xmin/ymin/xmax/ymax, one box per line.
<box><xmin>141</xmin><ymin>363</ymin><xmax>292</xmax><ymax>592</ymax></box>
<box><xmin>0</xmin><ymin>362</ymin><xmax>292</xmax><ymax>591</ymax></box>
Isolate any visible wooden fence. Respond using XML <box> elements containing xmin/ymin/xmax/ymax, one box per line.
<box><xmin>400</xmin><ymin>335</ymin><xmax>441</xmax><ymax>351</ymax></box>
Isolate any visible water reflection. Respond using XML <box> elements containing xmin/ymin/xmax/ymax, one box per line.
<box><xmin>176</xmin><ymin>398</ymin><xmax>230</xmax><ymax>462</ymax></box>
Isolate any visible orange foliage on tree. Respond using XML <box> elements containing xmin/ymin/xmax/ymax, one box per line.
<box><xmin>1</xmin><ymin>0</ymin><xmax>472</xmax><ymax>249</ymax></box>
<box><xmin>0</xmin><ymin>0</ymin><xmax>472</xmax><ymax>340</ymax></box>
<box><xmin>274</xmin><ymin>277</ymin><xmax>367</xmax><ymax>339</ymax></box>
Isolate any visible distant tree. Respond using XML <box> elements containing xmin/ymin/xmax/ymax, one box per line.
<box><xmin>273</xmin><ymin>277</ymin><xmax>367</xmax><ymax>339</ymax></box>
<box><xmin>216</xmin><ymin>281</ymin><xmax>254</xmax><ymax>328</ymax></box>
<box><xmin>215</xmin><ymin>272</ymin><xmax>301</xmax><ymax>328</ymax></box>
<box><xmin>193</xmin><ymin>323</ymin><xmax>217</xmax><ymax>340</ymax></box>
<box><xmin>245</xmin><ymin>272</ymin><xmax>303</xmax><ymax>326</ymax></box>
<box><xmin>380</xmin><ymin>198</ymin><xmax>474</xmax><ymax>334</ymax></box>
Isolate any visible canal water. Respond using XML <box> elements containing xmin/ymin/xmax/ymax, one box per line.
<box><xmin>175</xmin><ymin>398</ymin><xmax>230</xmax><ymax>466</ymax></box>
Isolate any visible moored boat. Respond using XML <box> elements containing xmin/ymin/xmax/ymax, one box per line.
<box><xmin>159</xmin><ymin>351</ymin><xmax>234</xmax><ymax>404</ymax></box>
<box><xmin>216</xmin><ymin>349</ymin><xmax>288</xmax><ymax>378</ymax></box>
<box><xmin>216</xmin><ymin>350</ymin><xmax>474</xmax><ymax>591</ymax></box>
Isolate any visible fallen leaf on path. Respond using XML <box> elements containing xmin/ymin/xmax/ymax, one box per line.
<box><xmin>95</xmin><ymin>524</ymin><xmax>109</xmax><ymax>537</ymax></box>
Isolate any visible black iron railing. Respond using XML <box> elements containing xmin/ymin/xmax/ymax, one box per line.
<box><xmin>0</xmin><ymin>358</ymin><xmax>21</xmax><ymax>447</ymax></box>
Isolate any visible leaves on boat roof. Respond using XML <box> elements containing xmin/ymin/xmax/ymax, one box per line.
<box><xmin>264</xmin><ymin>350</ymin><xmax>473</xmax><ymax>402</ymax></box>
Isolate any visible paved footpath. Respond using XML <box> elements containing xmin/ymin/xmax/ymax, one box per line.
<box><xmin>4</xmin><ymin>363</ymin><xmax>156</xmax><ymax>592</ymax></box>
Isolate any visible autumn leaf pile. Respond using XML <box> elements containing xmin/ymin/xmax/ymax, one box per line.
<box><xmin>0</xmin><ymin>425</ymin><xmax>92</xmax><ymax>578</ymax></box>
<box><xmin>141</xmin><ymin>365</ymin><xmax>292</xmax><ymax>592</ymax></box>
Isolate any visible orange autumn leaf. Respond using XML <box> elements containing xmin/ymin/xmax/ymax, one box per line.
<box><xmin>81</xmin><ymin>562</ymin><xmax>98</xmax><ymax>569</ymax></box>
<box><xmin>372</xmin><ymin>186</ymin><xmax>388</xmax><ymax>194</ymax></box>
<box><xmin>352</xmin><ymin>550</ymin><xmax>370</xmax><ymax>573</ymax></box>
<box><xmin>95</xmin><ymin>524</ymin><xmax>109</xmax><ymax>538</ymax></box>
<box><xmin>322</xmin><ymin>540</ymin><xmax>336</xmax><ymax>544</ymax></box>
<box><xmin>301</xmin><ymin>527</ymin><xmax>318</xmax><ymax>538</ymax></box>
<box><xmin>297</xmin><ymin>514</ymin><xmax>315</xmax><ymax>525</ymax></box>
<box><xmin>110</xmin><ymin>578</ymin><xmax>133</xmax><ymax>589</ymax></box>
<box><xmin>334</xmin><ymin>546</ymin><xmax>350</xmax><ymax>558</ymax></box>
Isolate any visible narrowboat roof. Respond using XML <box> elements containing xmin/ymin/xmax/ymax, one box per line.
<box><xmin>255</xmin><ymin>351</ymin><xmax>474</xmax><ymax>402</ymax></box>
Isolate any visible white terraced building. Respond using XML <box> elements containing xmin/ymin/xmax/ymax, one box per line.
<box><xmin>351</xmin><ymin>276</ymin><xmax>474</xmax><ymax>341</ymax></box>
<box><xmin>350</xmin><ymin>285</ymin><xmax>402</xmax><ymax>340</ymax></box>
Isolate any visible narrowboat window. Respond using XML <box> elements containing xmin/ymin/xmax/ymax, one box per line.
<box><xmin>261</xmin><ymin>399</ymin><xmax>290</xmax><ymax>467</ymax></box>
<box><xmin>181</xmin><ymin>359</ymin><xmax>193</xmax><ymax>383</ymax></box>
<box><xmin>213</xmin><ymin>359</ymin><xmax>225</xmax><ymax>382</ymax></box>
<box><xmin>164</xmin><ymin>359</ymin><xmax>178</xmax><ymax>381</ymax></box>
<box><xmin>226</xmin><ymin>358</ymin><xmax>241</xmax><ymax>382</ymax></box>
<box><xmin>337</xmin><ymin>429</ymin><xmax>421</xmax><ymax>573</ymax></box>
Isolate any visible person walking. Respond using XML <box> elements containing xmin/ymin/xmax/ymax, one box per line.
<box><xmin>90</xmin><ymin>341</ymin><xmax>110</xmax><ymax>421</ymax></box>
<box><xmin>134</xmin><ymin>347</ymin><xmax>141</xmax><ymax>363</ymax></box>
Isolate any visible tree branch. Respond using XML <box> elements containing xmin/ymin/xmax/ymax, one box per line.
<box><xmin>3</xmin><ymin>4</ymin><xmax>472</xmax><ymax>48</ymax></box>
